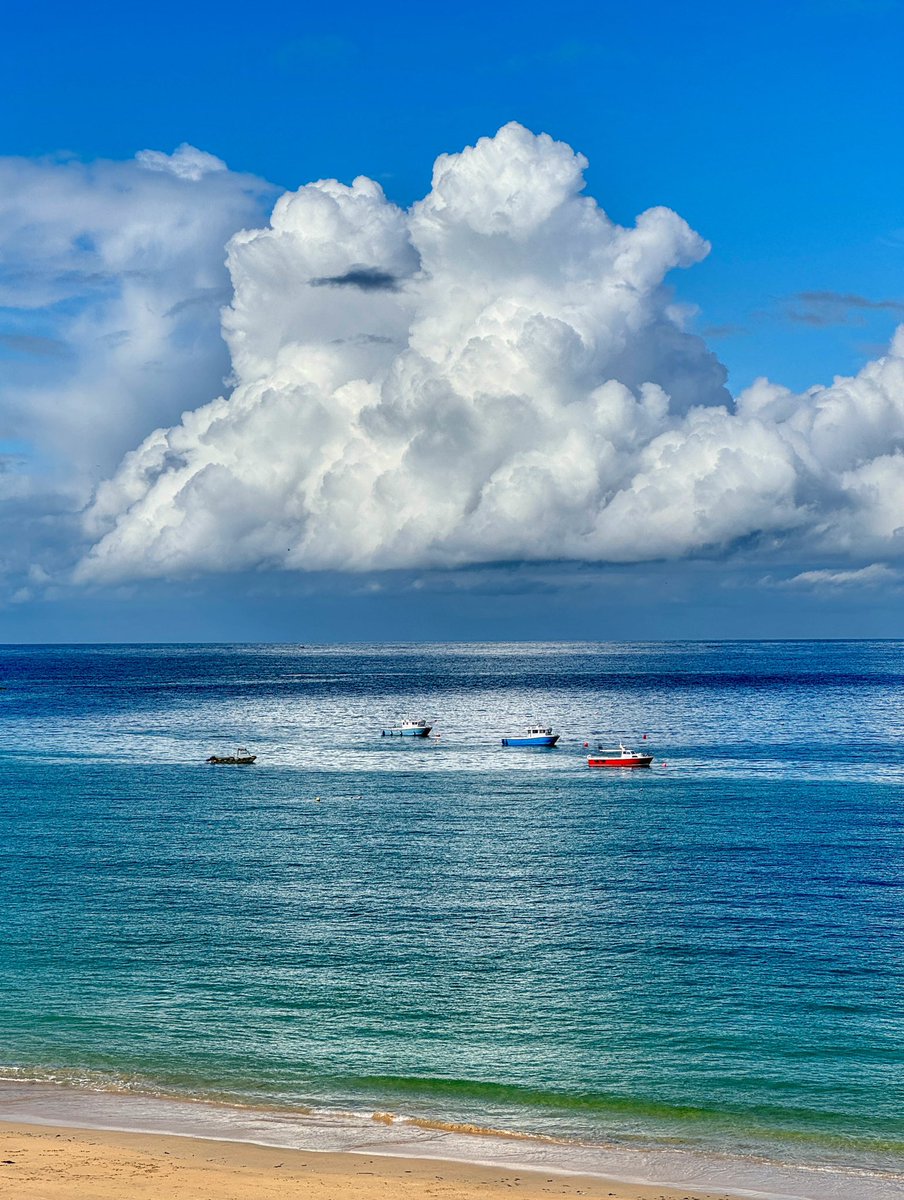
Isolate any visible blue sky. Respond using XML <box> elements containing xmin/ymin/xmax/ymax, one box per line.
<box><xmin>3</xmin><ymin>0</ymin><xmax>902</xmax><ymax>389</ymax></box>
<box><xmin>1</xmin><ymin>0</ymin><xmax>902</xmax><ymax>640</ymax></box>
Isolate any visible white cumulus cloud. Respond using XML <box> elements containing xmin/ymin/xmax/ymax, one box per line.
<box><xmin>0</xmin><ymin>147</ymin><xmax>272</xmax><ymax>484</ymax></box>
<box><xmin>0</xmin><ymin>145</ymin><xmax>273</xmax><ymax>592</ymax></box>
<box><xmin>135</xmin><ymin>143</ymin><xmax>229</xmax><ymax>181</ymax></box>
<box><xmin>74</xmin><ymin>123</ymin><xmax>904</xmax><ymax>584</ymax></box>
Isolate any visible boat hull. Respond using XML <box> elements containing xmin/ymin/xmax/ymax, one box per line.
<box><xmin>383</xmin><ymin>727</ymin><xmax>432</xmax><ymax>737</ymax></box>
<box><xmin>501</xmin><ymin>735</ymin><xmax>559</xmax><ymax>747</ymax></box>
<box><xmin>587</xmin><ymin>755</ymin><xmax>652</xmax><ymax>768</ymax></box>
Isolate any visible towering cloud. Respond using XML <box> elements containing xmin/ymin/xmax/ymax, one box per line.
<box><xmin>53</xmin><ymin>124</ymin><xmax>904</xmax><ymax>581</ymax></box>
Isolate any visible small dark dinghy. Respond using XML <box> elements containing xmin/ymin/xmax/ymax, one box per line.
<box><xmin>207</xmin><ymin>747</ymin><xmax>256</xmax><ymax>765</ymax></box>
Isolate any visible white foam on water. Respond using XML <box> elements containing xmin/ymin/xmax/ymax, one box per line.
<box><xmin>1</xmin><ymin>1080</ymin><xmax>902</xmax><ymax>1200</ymax></box>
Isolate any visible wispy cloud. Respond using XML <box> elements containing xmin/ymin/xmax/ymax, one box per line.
<box><xmin>0</xmin><ymin>332</ymin><xmax>71</xmax><ymax>358</ymax></box>
<box><xmin>777</xmin><ymin>564</ymin><xmax>901</xmax><ymax>590</ymax></box>
<box><xmin>787</xmin><ymin>290</ymin><xmax>904</xmax><ymax>327</ymax></box>
<box><xmin>699</xmin><ymin>322</ymin><xmax>747</xmax><ymax>339</ymax></box>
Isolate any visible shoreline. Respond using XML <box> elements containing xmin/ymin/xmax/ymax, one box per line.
<box><xmin>1</xmin><ymin>1081</ymin><xmax>903</xmax><ymax>1200</ymax></box>
<box><xmin>0</xmin><ymin>1120</ymin><xmax>748</xmax><ymax>1200</ymax></box>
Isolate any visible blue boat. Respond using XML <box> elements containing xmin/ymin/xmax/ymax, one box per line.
<box><xmin>382</xmin><ymin>718</ymin><xmax>432</xmax><ymax>737</ymax></box>
<box><xmin>501</xmin><ymin>725</ymin><xmax>559</xmax><ymax>747</ymax></box>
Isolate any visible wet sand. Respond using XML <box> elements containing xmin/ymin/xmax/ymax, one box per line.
<box><xmin>0</xmin><ymin>1121</ymin><xmax>735</xmax><ymax>1200</ymax></box>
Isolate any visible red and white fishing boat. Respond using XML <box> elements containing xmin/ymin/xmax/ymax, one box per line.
<box><xmin>587</xmin><ymin>742</ymin><xmax>653</xmax><ymax>768</ymax></box>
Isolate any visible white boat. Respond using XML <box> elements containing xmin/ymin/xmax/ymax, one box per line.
<box><xmin>382</xmin><ymin>718</ymin><xmax>432</xmax><ymax>737</ymax></box>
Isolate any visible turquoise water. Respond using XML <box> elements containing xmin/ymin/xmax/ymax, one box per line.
<box><xmin>1</xmin><ymin>642</ymin><xmax>902</xmax><ymax>1195</ymax></box>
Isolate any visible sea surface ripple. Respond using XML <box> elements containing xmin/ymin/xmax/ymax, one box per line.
<box><xmin>0</xmin><ymin>641</ymin><xmax>902</xmax><ymax>1198</ymax></box>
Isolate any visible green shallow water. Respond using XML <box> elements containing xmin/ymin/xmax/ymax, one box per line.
<box><xmin>1</xmin><ymin>641</ymin><xmax>903</xmax><ymax>1187</ymax></box>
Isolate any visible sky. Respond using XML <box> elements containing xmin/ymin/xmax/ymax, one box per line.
<box><xmin>0</xmin><ymin>0</ymin><xmax>902</xmax><ymax>641</ymax></box>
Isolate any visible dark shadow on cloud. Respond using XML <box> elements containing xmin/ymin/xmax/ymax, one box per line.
<box><xmin>309</xmin><ymin>267</ymin><xmax>400</xmax><ymax>292</ymax></box>
<box><xmin>164</xmin><ymin>287</ymin><xmax>232</xmax><ymax>318</ymax></box>
<box><xmin>330</xmin><ymin>333</ymin><xmax>394</xmax><ymax>345</ymax></box>
<box><xmin>99</xmin><ymin>330</ymin><xmax>131</xmax><ymax>349</ymax></box>
<box><xmin>0</xmin><ymin>453</ymin><xmax>29</xmax><ymax>472</ymax></box>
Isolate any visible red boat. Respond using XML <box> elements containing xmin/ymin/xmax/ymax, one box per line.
<box><xmin>587</xmin><ymin>742</ymin><xmax>653</xmax><ymax>768</ymax></box>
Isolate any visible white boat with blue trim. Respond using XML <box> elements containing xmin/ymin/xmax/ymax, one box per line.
<box><xmin>501</xmin><ymin>725</ymin><xmax>559</xmax><ymax>747</ymax></box>
<box><xmin>382</xmin><ymin>718</ymin><xmax>432</xmax><ymax>737</ymax></box>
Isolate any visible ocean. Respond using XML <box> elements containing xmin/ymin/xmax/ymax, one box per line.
<box><xmin>1</xmin><ymin>641</ymin><xmax>902</xmax><ymax>1198</ymax></box>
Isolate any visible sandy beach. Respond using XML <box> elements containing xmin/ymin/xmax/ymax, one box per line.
<box><xmin>0</xmin><ymin>1122</ymin><xmax>735</xmax><ymax>1200</ymax></box>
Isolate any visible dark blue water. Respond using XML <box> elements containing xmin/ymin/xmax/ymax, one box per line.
<box><xmin>1</xmin><ymin>643</ymin><xmax>902</xmax><ymax>1194</ymax></box>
